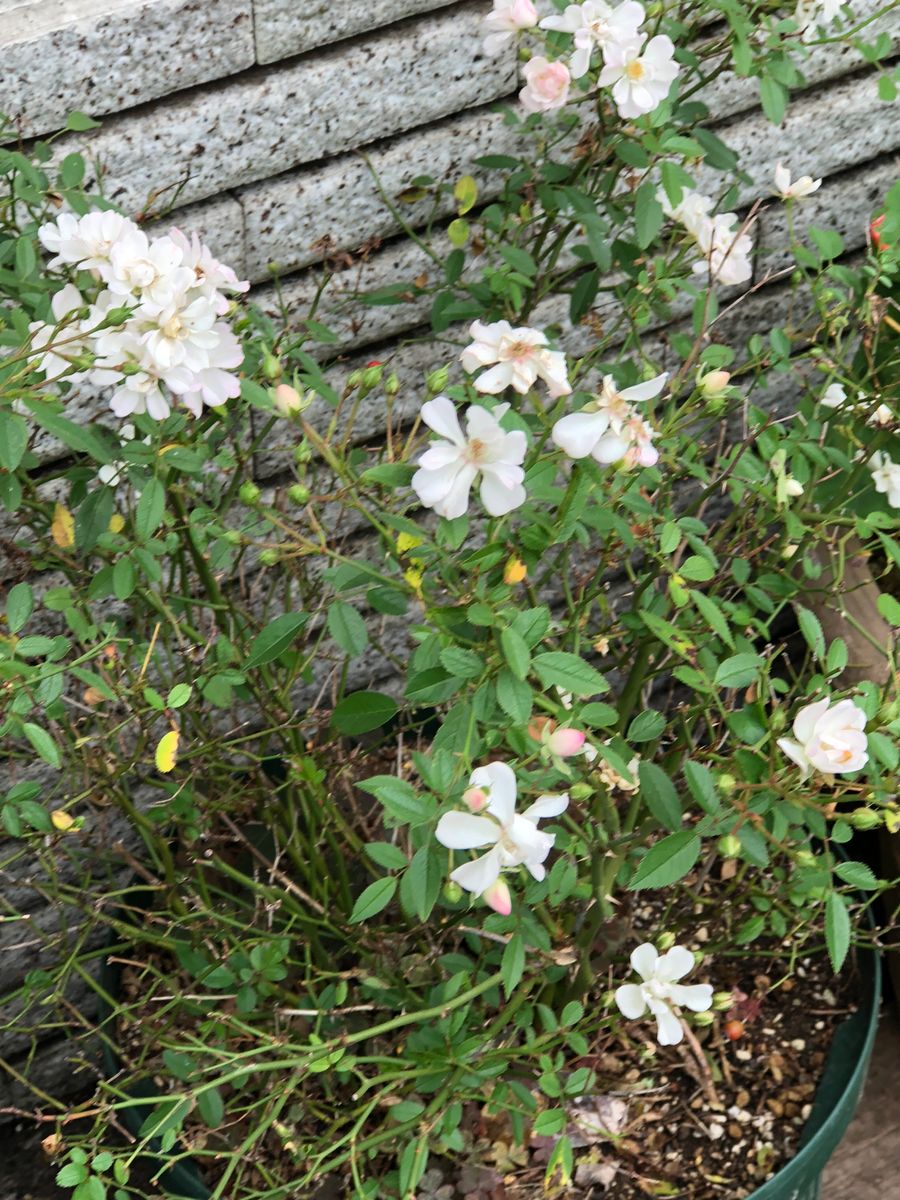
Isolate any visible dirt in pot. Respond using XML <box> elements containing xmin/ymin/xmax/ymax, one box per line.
<box><xmin>104</xmin><ymin>870</ymin><xmax>861</xmax><ymax>1200</ymax></box>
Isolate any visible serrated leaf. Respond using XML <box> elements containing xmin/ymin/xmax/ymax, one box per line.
<box><xmin>327</xmin><ymin>600</ymin><xmax>368</xmax><ymax>658</ymax></box>
<box><xmin>825</xmin><ymin>892</ymin><xmax>851</xmax><ymax>972</ymax></box>
<box><xmin>500</xmin><ymin>626</ymin><xmax>531</xmax><ymax>681</ymax></box>
<box><xmin>501</xmin><ymin>933</ymin><xmax>526</xmax><ymax>997</ymax></box>
<box><xmin>496</xmin><ymin>668</ymin><xmax>533</xmax><ymax>725</ymax></box>
<box><xmin>22</xmin><ymin>723</ymin><xmax>60</xmax><ymax>768</ymax></box>
<box><xmin>332</xmin><ymin>690</ymin><xmax>398</xmax><ymax>735</ymax></box>
<box><xmin>714</xmin><ymin>653</ymin><xmax>762</xmax><ymax>689</ymax></box>
<box><xmin>364</xmin><ymin>842</ymin><xmax>409</xmax><ymax>871</ymax></box>
<box><xmin>683</xmin><ymin>760</ymin><xmax>720</xmax><ymax>813</ymax></box>
<box><xmin>796</xmin><ymin>604</ymin><xmax>825</xmax><ymax>662</ymax></box>
<box><xmin>245</xmin><ymin>612</ymin><xmax>309</xmax><ymax>668</ymax></box>
<box><xmin>400</xmin><ymin>843</ymin><xmax>443</xmax><ymax>922</ymax></box>
<box><xmin>689</xmin><ymin>587</ymin><xmax>734</xmax><ymax>648</ymax></box>
<box><xmin>349</xmin><ymin>876</ymin><xmax>397</xmax><ymax>923</ymax></box>
<box><xmin>835</xmin><ymin>860</ymin><xmax>878</xmax><ymax>891</ymax></box>
<box><xmin>630</xmin><ymin>832</ymin><xmax>700</xmax><ymax>890</ymax></box>
<box><xmin>357</xmin><ymin>775</ymin><xmax>430</xmax><ymax>825</ymax></box>
<box><xmin>532</xmin><ymin>651</ymin><xmax>608</xmax><ymax>697</ymax></box>
<box><xmin>637</xmin><ymin>761</ymin><xmax>682</xmax><ymax>830</ymax></box>
<box><xmin>627</xmin><ymin>710</ymin><xmax>666</xmax><ymax>742</ymax></box>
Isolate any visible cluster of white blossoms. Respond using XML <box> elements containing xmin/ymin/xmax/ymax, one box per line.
<box><xmin>552</xmin><ymin>370</ymin><xmax>667</xmax><ymax>467</ymax></box>
<box><xmin>435</xmin><ymin>761</ymin><xmax>569</xmax><ymax>913</ymax></box>
<box><xmin>820</xmin><ymin>382</ymin><xmax>894</xmax><ymax>428</ymax></box>
<box><xmin>778</xmin><ymin>697</ymin><xmax>868</xmax><ymax>776</ymax></box>
<box><xmin>482</xmin><ymin>1</ymin><xmax>680</xmax><ymax>120</ymax></box>
<box><xmin>615</xmin><ymin>943</ymin><xmax>713</xmax><ymax>1045</ymax></box>
<box><xmin>32</xmin><ymin>211</ymin><xmax>248</xmax><ymax>421</ymax></box>
<box><xmin>660</xmin><ymin>188</ymin><xmax>753</xmax><ymax>286</ymax></box>
<box><xmin>411</xmin><ymin>326</ymin><xmax>671</xmax><ymax>517</ymax></box>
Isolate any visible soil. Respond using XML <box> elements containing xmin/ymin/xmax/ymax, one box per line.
<box><xmin>108</xmin><ymin>898</ymin><xmax>860</xmax><ymax>1200</ymax></box>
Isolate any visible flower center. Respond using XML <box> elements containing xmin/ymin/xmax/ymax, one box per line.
<box><xmin>625</xmin><ymin>59</ymin><xmax>645</xmax><ymax>81</ymax></box>
<box><xmin>465</xmin><ymin>438</ymin><xmax>488</xmax><ymax>465</ymax></box>
<box><xmin>505</xmin><ymin>340</ymin><xmax>535</xmax><ymax>361</ymax></box>
<box><xmin>162</xmin><ymin>315</ymin><xmax>183</xmax><ymax>339</ymax></box>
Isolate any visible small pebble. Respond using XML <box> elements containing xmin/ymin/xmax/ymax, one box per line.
<box><xmin>790</xmin><ymin>1039</ymin><xmax>806</xmax><ymax>1051</ymax></box>
<box><xmin>708</xmin><ymin>1123</ymin><xmax>724</xmax><ymax>1140</ymax></box>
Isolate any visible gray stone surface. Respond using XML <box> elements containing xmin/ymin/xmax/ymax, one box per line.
<box><xmin>50</xmin><ymin>2</ymin><xmax>515</xmax><ymax>217</ymax></box>
<box><xmin>238</xmin><ymin>102</ymin><xmax>515</xmax><ymax>282</ymax></box>
<box><xmin>253</xmin><ymin>0</ymin><xmax>458</xmax><ymax>64</ymax></box>
<box><xmin>757</xmin><ymin>153</ymin><xmax>898</xmax><ymax>275</ymax></box>
<box><xmin>0</xmin><ymin>0</ymin><xmax>255</xmax><ymax>140</ymax></box>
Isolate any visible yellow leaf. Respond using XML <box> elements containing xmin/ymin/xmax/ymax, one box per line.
<box><xmin>108</xmin><ymin>512</ymin><xmax>125</xmax><ymax>533</ymax></box>
<box><xmin>50</xmin><ymin>810</ymin><xmax>76</xmax><ymax>831</ymax></box>
<box><xmin>51</xmin><ymin>503</ymin><xmax>75</xmax><ymax>549</ymax></box>
<box><xmin>453</xmin><ymin>174</ymin><xmax>478</xmax><ymax>216</ymax></box>
<box><xmin>503</xmin><ymin>556</ymin><xmax>527</xmax><ymax>584</ymax></box>
<box><xmin>158</xmin><ymin>443</ymin><xmax>181</xmax><ymax>456</ymax></box>
<box><xmin>155</xmin><ymin>730</ymin><xmax>180</xmax><ymax>773</ymax></box>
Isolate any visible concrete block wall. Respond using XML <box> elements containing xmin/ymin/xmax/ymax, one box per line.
<box><xmin>0</xmin><ymin>0</ymin><xmax>897</xmax><ymax>1110</ymax></box>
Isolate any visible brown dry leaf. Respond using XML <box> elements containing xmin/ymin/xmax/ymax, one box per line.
<box><xmin>51</xmin><ymin>502</ymin><xmax>75</xmax><ymax>548</ymax></box>
<box><xmin>571</xmin><ymin>1095</ymin><xmax>628</xmax><ymax>1145</ymax></box>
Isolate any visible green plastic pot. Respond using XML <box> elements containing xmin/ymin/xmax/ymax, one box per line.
<box><xmin>98</xmin><ymin>937</ymin><xmax>880</xmax><ymax>1200</ymax></box>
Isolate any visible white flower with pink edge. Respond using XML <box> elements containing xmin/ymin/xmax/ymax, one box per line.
<box><xmin>412</xmin><ymin>396</ymin><xmax>527</xmax><ymax>519</ymax></box>
<box><xmin>482</xmin><ymin>0</ymin><xmax>538</xmax><ymax>56</ymax></box>
<box><xmin>435</xmin><ymin>762</ymin><xmax>569</xmax><ymax>911</ymax></box>
<box><xmin>598</xmin><ymin>34</ymin><xmax>680</xmax><ymax>119</ymax></box>
<box><xmin>461</xmin><ymin>319</ymin><xmax>571</xmax><ymax>396</ymax></box>
<box><xmin>541</xmin><ymin>1</ymin><xmax>645</xmax><ymax>79</ymax></box>
<box><xmin>777</xmin><ymin>697</ymin><xmax>868</xmax><ymax>776</ymax></box>
<box><xmin>519</xmin><ymin>56</ymin><xmax>572</xmax><ymax>113</ymax></box>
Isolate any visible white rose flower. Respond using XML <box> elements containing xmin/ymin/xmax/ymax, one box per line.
<box><xmin>598</xmin><ymin>34</ymin><xmax>680</xmax><ymax>119</ymax></box>
<box><xmin>411</xmin><ymin>396</ymin><xmax>527</xmax><ymax>518</ymax></box>
<box><xmin>691</xmin><ymin>213</ymin><xmax>753</xmax><ymax>286</ymax></box>
<box><xmin>482</xmin><ymin>0</ymin><xmax>538</xmax><ymax>56</ymax></box>
<box><xmin>820</xmin><ymin>382</ymin><xmax>847</xmax><ymax>408</ymax></box>
<box><xmin>28</xmin><ymin>284</ymin><xmax>90</xmax><ymax>381</ymax></box>
<box><xmin>38</xmin><ymin>210</ymin><xmax>132</xmax><ymax>272</ymax></box>
<box><xmin>552</xmin><ymin>372</ymin><xmax>667</xmax><ymax>464</ymax></box>
<box><xmin>773</xmin><ymin>161</ymin><xmax>822</xmax><ymax>200</ymax></box>
<box><xmin>519</xmin><ymin>56</ymin><xmax>572</xmax><ymax>113</ymax></box>
<box><xmin>777</xmin><ymin>697</ymin><xmax>869</xmax><ymax>776</ymax></box>
<box><xmin>615</xmin><ymin>943</ymin><xmax>713</xmax><ymax>1045</ymax></box>
<box><xmin>461</xmin><ymin>319</ymin><xmax>571</xmax><ymax>396</ymax></box>
<box><xmin>103</xmin><ymin>229</ymin><xmax>194</xmax><ymax>307</ymax></box>
<box><xmin>541</xmin><ymin>1</ymin><xmax>645</xmax><ymax>79</ymax></box>
<box><xmin>435</xmin><ymin>761</ymin><xmax>569</xmax><ymax>903</ymax></box>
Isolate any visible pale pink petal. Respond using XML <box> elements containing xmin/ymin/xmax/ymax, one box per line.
<box><xmin>470</xmin><ymin>762</ymin><xmax>517</xmax><ymax>825</ymax></box>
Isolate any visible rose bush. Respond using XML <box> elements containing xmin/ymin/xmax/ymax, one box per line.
<box><xmin>0</xmin><ymin>4</ymin><xmax>898</xmax><ymax>1196</ymax></box>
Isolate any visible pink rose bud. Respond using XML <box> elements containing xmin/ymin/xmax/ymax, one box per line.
<box><xmin>548</xmin><ymin>727</ymin><xmax>586</xmax><ymax>757</ymax></box>
<box><xmin>483</xmin><ymin>879</ymin><xmax>512</xmax><ymax>916</ymax></box>
<box><xmin>274</xmin><ymin>383</ymin><xmax>302</xmax><ymax>416</ymax></box>
<box><xmin>511</xmin><ymin>0</ymin><xmax>538</xmax><ymax>24</ymax></box>
<box><xmin>463</xmin><ymin>786</ymin><xmax>488</xmax><ymax>812</ymax></box>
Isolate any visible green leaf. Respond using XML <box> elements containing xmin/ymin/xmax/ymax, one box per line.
<box><xmin>759</xmin><ymin>75</ymin><xmax>788</xmax><ymax>125</ymax></box>
<box><xmin>570</xmin><ymin>269</ymin><xmax>599</xmax><ymax>322</ymax></box>
<box><xmin>637</xmin><ymin>761</ymin><xmax>682</xmax><ymax>830</ymax></box>
<box><xmin>876</xmin><ymin>592</ymin><xmax>900</xmax><ymax>626</ymax></box>
<box><xmin>6</xmin><ymin>581</ymin><xmax>33</xmax><ymax>634</ymax></box>
<box><xmin>244</xmin><ymin>612</ymin><xmax>309</xmax><ymax>668</ymax></box>
<box><xmin>197</xmin><ymin>1087</ymin><xmax>224</xmax><ymax>1128</ymax></box>
<box><xmin>398</xmin><ymin>1135</ymin><xmax>429</xmax><ymax>1199</ymax></box>
<box><xmin>333</xmin><ymin>690</ymin><xmax>399</xmax><ymax>735</ymax></box>
<box><xmin>679</xmin><ymin>555</ymin><xmax>715</xmax><ymax>582</ymax></box>
<box><xmin>683</xmin><ymin>760</ymin><xmax>720</xmax><ymax>814</ymax></box>
<box><xmin>689</xmin><ymin>589</ymin><xmax>734</xmax><ymax>648</ymax></box>
<box><xmin>166</xmin><ymin>684</ymin><xmax>192</xmax><ymax>709</ymax></box>
<box><xmin>0</xmin><ymin>410</ymin><xmax>29</xmax><ymax>471</ymax></box>
<box><xmin>112</xmin><ymin>557</ymin><xmax>136</xmax><ymax>601</ymax></box>
<box><xmin>15</xmin><ymin>236</ymin><xmax>36</xmax><ymax>278</ymax></box>
<box><xmin>75</xmin><ymin>488</ymin><xmax>113</xmax><ymax>553</ymax></box>
<box><xmin>500</xmin><ymin>626</ymin><xmax>531</xmax><ymax>681</ymax></box>
<box><xmin>400</xmin><ymin>843</ymin><xmax>444</xmax><ymax>922</ymax></box>
<box><xmin>835</xmin><ymin>861</ymin><xmax>878</xmax><ymax>891</ymax></box>
<box><xmin>796</xmin><ymin>605</ymin><xmax>825</xmax><ymax>662</ymax></box>
<box><xmin>134</xmin><ymin>478</ymin><xmax>165</xmax><ymax>541</ymax></box>
<box><xmin>630</xmin><ymin>832</ymin><xmax>701</xmax><ymax>890</ymax></box>
<box><xmin>22</xmin><ymin>722</ymin><xmax>61</xmax><ymax>768</ymax></box>
<box><xmin>327</xmin><ymin>600</ymin><xmax>368</xmax><ymax>657</ymax></box>
<box><xmin>439</xmin><ymin>647</ymin><xmax>484</xmax><ymax>679</ymax></box>
<box><xmin>496</xmin><ymin>668</ymin><xmax>533</xmax><ymax>725</ymax></box>
<box><xmin>57</xmin><ymin>1163</ymin><xmax>89</xmax><ymax>1187</ymax></box>
<box><xmin>531</xmin><ymin>651</ymin><xmax>608</xmax><ymax>697</ymax></box>
<box><xmin>357</xmin><ymin>775</ymin><xmax>430</xmax><ymax>825</ymax></box>
<box><xmin>714</xmin><ymin>653</ymin><xmax>762</xmax><ymax>689</ymax></box>
<box><xmin>825</xmin><ymin>892</ymin><xmax>851</xmax><ymax>972</ymax></box>
<box><xmin>501</xmin><ymin>933</ymin><xmax>526</xmax><ymax>997</ymax></box>
<box><xmin>349</xmin><ymin>876</ymin><xmax>397</xmax><ymax>923</ymax></box>
<box><xmin>66</xmin><ymin>111</ymin><xmax>101</xmax><ymax>131</ymax></box>
<box><xmin>627</xmin><ymin>710</ymin><xmax>665</xmax><ymax>743</ymax></box>
<box><xmin>364</xmin><ymin>842</ymin><xmax>409</xmax><ymax>871</ymax></box>
<box><xmin>634</xmin><ymin>181</ymin><xmax>664</xmax><ymax>249</ymax></box>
